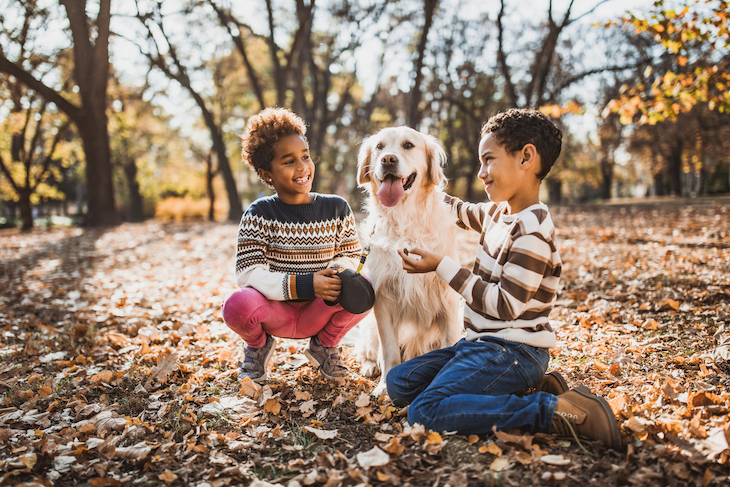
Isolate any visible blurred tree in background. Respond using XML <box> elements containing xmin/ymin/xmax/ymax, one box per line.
<box><xmin>1</xmin><ymin>0</ymin><xmax>729</xmax><ymax>230</ymax></box>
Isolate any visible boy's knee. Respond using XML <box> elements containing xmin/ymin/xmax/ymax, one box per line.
<box><xmin>385</xmin><ymin>370</ymin><xmax>410</xmax><ymax>408</ymax></box>
<box><xmin>406</xmin><ymin>397</ymin><xmax>434</xmax><ymax>429</ymax></box>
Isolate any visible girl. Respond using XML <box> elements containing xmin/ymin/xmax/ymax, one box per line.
<box><xmin>222</xmin><ymin>107</ymin><xmax>369</xmax><ymax>381</ymax></box>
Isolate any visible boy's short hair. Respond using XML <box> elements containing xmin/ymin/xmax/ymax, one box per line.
<box><xmin>481</xmin><ymin>108</ymin><xmax>562</xmax><ymax>180</ymax></box>
<box><xmin>240</xmin><ymin>107</ymin><xmax>308</xmax><ymax>184</ymax></box>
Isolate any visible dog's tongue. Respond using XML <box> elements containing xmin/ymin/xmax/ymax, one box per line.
<box><xmin>377</xmin><ymin>176</ymin><xmax>405</xmax><ymax>207</ymax></box>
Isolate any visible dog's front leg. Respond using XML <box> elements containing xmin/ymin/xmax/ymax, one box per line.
<box><xmin>372</xmin><ymin>307</ymin><xmax>400</xmax><ymax>397</ymax></box>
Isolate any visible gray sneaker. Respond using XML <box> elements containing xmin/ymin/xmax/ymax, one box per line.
<box><xmin>304</xmin><ymin>335</ymin><xmax>348</xmax><ymax>379</ymax></box>
<box><xmin>238</xmin><ymin>334</ymin><xmax>276</xmax><ymax>382</ymax></box>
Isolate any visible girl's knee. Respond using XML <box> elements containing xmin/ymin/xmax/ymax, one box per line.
<box><xmin>221</xmin><ymin>288</ymin><xmax>267</xmax><ymax>325</ymax></box>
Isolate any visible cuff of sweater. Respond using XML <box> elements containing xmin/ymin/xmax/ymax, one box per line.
<box><xmin>290</xmin><ymin>273</ymin><xmax>315</xmax><ymax>300</ymax></box>
<box><xmin>435</xmin><ymin>256</ymin><xmax>462</xmax><ymax>285</ymax></box>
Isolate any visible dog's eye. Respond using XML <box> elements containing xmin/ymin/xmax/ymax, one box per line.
<box><xmin>403</xmin><ymin>141</ymin><xmax>414</xmax><ymax>150</ymax></box>
<box><xmin>376</xmin><ymin>142</ymin><xmax>384</xmax><ymax>150</ymax></box>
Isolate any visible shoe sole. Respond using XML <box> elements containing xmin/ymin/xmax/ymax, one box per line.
<box><xmin>571</xmin><ymin>385</ymin><xmax>622</xmax><ymax>449</ymax></box>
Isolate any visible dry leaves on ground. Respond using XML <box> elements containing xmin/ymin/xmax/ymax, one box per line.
<box><xmin>0</xmin><ymin>199</ymin><xmax>729</xmax><ymax>486</ymax></box>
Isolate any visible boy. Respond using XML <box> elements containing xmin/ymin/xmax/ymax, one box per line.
<box><xmin>388</xmin><ymin>108</ymin><xmax>621</xmax><ymax>449</ymax></box>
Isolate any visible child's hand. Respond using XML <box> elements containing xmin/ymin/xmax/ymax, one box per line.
<box><xmin>313</xmin><ymin>269</ymin><xmax>342</xmax><ymax>301</ymax></box>
<box><xmin>397</xmin><ymin>247</ymin><xmax>443</xmax><ymax>273</ymax></box>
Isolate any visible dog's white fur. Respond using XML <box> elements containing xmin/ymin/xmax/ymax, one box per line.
<box><xmin>355</xmin><ymin>126</ymin><xmax>463</xmax><ymax>397</ymax></box>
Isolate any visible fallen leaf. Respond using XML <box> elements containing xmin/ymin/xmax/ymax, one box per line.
<box><xmin>382</xmin><ymin>437</ymin><xmax>405</xmax><ymax>456</ymax></box>
<box><xmin>355</xmin><ymin>392</ymin><xmax>371</xmax><ymax>408</ymax></box>
<box><xmin>424</xmin><ymin>431</ymin><xmax>443</xmax><ymax>445</ymax></box>
<box><xmin>144</xmin><ymin>352</ymin><xmax>180</xmax><ymax>390</ymax></box>
<box><xmin>540</xmin><ymin>454</ymin><xmax>571</xmax><ymax>466</ymax></box>
<box><xmin>158</xmin><ymin>469</ymin><xmax>178</xmax><ymax>483</ymax></box>
<box><xmin>489</xmin><ymin>457</ymin><xmax>512</xmax><ymax>471</ymax></box>
<box><xmin>356</xmin><ymin>446</ymin><xmax>390</xmax><ymax>469</ymax></box>
<box><xmin>479</xmin><ymin>443</ymin><xmax>502</xmax><ymax>456</ymax></box>
<box><xmin>303</xmin><ymin>426</ymin><xmax>338</xmax><ymax>440</ymax></box>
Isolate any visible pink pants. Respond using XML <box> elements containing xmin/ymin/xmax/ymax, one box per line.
<box><xmin>222</xmin><ymin>287</ymin><xmax>368</xmax><ymax>348</ymax></box>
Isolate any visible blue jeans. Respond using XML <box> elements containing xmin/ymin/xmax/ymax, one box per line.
<box><xmin>386</xmin><ymin>337</ymin><xmax>558</xmax><ymax>435</ymax></box>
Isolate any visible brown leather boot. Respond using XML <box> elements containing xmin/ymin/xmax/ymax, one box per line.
<box><xmin>534</xmin><ymin>371</ymin><xmax>569</xmax><ymax>395</ymax></box>
<box><xmin>550</xmin><ymin>386</ymin><xmax>622</xmax><ymax>449</ymax></box>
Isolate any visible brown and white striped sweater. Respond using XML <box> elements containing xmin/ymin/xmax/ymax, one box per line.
<box><xmin>436</xmin><ymin>196</ymin><xmax>562</xmax><ymax>348</ymax></box>
<box><xmin>235</xmin><ymin>194</ymin><xmax>362</xmax><ymax>301</ymax></box>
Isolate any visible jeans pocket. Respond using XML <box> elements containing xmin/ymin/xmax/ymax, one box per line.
<box><xmin>513</xmin><ymin>345</ymin><xmax>548</xmax><ymax>387</ymax></box>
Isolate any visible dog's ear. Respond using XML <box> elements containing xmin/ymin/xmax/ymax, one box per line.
<box><xmin>357</xmin><ymin>136</ymin><xmax>373</xmax><ymax>186</ymax></box>
<box><xmin>425</xmin><ymin>134</ymin><xmax>447</xmax><ymax>186</ymax></box>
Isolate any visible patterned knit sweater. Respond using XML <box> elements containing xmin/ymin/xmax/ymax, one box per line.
<box><xmin>435</xmin><ymin>195</ymin><xmax>562</xmax><ymax>348</ymax></box>
<box><xmin>235</xmin><ymin>194</ymin><xmax>362</xmax><ymax>301</ymax></box>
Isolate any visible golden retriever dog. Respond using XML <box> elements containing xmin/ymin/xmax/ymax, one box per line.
<box><xmin>355</xmin><ymin>126</ymin><xmax>463</xmax><ymax>396</ymax></box>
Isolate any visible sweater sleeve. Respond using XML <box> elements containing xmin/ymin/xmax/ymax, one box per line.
<box><xmin>435</xmin><ymin>232</ymin><xmax>553</xmax><ymax>321</ymax></box>
<box><xmin>234</xmin><ymin>212</ymin><xmax>316</xmax><ymax>301</ymax></box>
<box><xmin>329</xmin><ymin>203</ymin><xmax>362</xmax><ymax>271</ymax></box>
<box><xmin>443</xmin><ymin>193</ymin><xmax>493</xmax><ymax>234</ymax></box>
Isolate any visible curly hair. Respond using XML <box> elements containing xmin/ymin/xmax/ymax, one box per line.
<box><xmin>481</xmin><ymin>108</ymin><xmax>562</xmax><ymax>180</ymax></box>
<box><xmin>240</xmin><ymin>107</ymin><xmax>308</xmax><ymax>186</ymax></box>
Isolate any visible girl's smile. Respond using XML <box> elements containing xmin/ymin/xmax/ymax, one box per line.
<box><xmin>259</xmin><ymin>134</ymin><xmax>315</xmax><ymax>205</ymax></box>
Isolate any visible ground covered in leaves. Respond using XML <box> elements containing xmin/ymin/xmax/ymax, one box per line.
<box><xmin>1</xmin><ymin>198</ymin><xmax>729</xmax><ymax>487</ymax></box>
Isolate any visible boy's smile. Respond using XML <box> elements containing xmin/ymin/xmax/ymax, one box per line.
<box><xmin>477</xmin><ymin>133</ymin><xmax>539</xmax><ymax>214</ymax></box>
<box><xmin>259</xmin><ymin>134</ymin><xmax>315</xmax><ymax>205</ymax></box>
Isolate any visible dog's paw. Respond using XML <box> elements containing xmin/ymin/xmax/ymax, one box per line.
<box><xmin>372</xmin><ymin>382</ymin><xmax>389</xmax><ymax>397</ymax></box>
<box><xmin>360</xmin><ymin>360</ymin><xmax>381</xmax><ymax>378</ymax></box>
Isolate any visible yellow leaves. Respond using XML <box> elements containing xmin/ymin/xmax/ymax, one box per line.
<box><xmin>382</xmin><ymin>437</ymin><xmax>405</xmax><ymax>457</ymax></box>
<box><xmin>479</xmin><ymin>443</ymin><xmax>503</xmax><ymax>456</ymax></box>
<box><xmin>424</xmin><ymin>431</ymin><xmax>443</xmax><ymax>445</ymax></box>
<box><xmin>467</xmin><ymin>434</ymin><xmax>479</xmax><ymax>445</ymax></box>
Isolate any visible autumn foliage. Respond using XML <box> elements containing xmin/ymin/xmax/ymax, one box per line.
<box><xmin>1</xmin><ymin>199</ymin><xmax>729</xmax><ymax>485</ymax></box>
<box><xmin>607</xmin><ymin>0</ymin><xmax>730</xmax><ymax>124</ymax></box>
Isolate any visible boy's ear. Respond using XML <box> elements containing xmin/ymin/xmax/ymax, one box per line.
<box><xmin>520</xmin><ymin>144</ymin><xmax>538</xmax><ymax>170</ymax></box>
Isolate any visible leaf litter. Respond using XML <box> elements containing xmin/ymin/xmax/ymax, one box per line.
<box><xmin>0</xmin><ymin>201</ymin><xmax>728</xmax><ymax>486</ymax></box>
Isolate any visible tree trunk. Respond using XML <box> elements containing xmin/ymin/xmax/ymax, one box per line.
<box><xmin>667</xmin><ymin>139</ymin><xmax>683</xmax><ymax>196</ymax></box>
<box><xmin>78</xmin><ymin>116</ymin><xmax>118</xmax><ymax>226</ymax></box>
<box><xmin>600</xmin><ymin>155</ymin><xmax>613</xmax><ymax>200</ymax></box>
<box><xmin>19</xmin><ymin>190</ymin><xmax>33</xmax><ymax>231</ymax></box>
<box><xmin>408</xmin><ymin>0</ymin><xmax>439</xmax><ymax>128</ymax></box>
<box><xmin>547</xmin><ymin>178</ymin><xmax>562</xmax><ymax>203</ymax></box>
<box><xmin>205</xmin><ymin>152</ymin><xmax>216</xmax><ymax>222</ymax></box>
<box><xmin>123</xmin><ymin>158</ymin><xmax>144</xmax><ymax>222</ymax></box>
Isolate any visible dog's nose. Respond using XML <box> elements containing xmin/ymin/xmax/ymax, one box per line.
<box><xmin>381</xmin><ymin>154</ymin><xmax>398</xmax><ymax>166</ymax></box>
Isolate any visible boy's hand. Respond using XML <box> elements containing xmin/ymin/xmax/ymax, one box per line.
<box><xmin>397</xmin><ymin>247</ymin><xmax>443</xmax><ymax>273</ymax></box>
<box><xmin>313</xmin><ymin>269</ymin><xmax>342</xmax><ymax>301</ymax></box>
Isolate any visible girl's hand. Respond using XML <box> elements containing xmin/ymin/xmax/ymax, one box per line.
<box><xmin>397</xmin><ymin>247</ymin><xmax>443</xmax><ymax>273</ymax></box>
<box><xmin>313</xmin><ymin>269</ymin><xmax>342</xmax><ymax>301</ymax></box>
